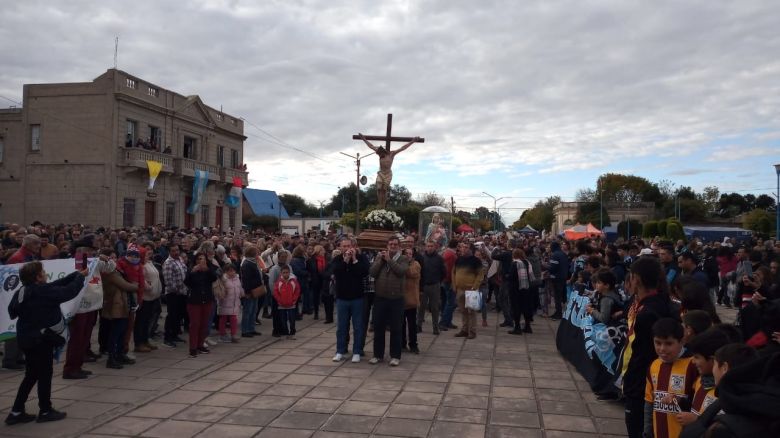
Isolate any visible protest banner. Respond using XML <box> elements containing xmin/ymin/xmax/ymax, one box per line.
<box><xmin>555</xmin><ymin>289</ymin><xmax>627</xmax><ymax>390</ymax></box>
<box><xmin>0</xmin><ymin>258</ymin><xmax>101</xmax><ymax>341</ymax></box>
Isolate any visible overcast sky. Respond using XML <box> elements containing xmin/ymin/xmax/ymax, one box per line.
<box><xmin>2</xmin><ymin>0</ymin><xmax>778</xmax><ymax>222</ymax></box>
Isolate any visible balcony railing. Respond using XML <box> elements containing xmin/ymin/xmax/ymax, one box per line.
<box><xmin>221</xmin><ymin>167</ymin><xmax>249</xmax><ymax>186</ymax></box>
<box><xmin>174</xmin><ymin>158</ymin><xmax>221</xmax><ymax>181</ymax></box>
<box><xmin>119</xmin><ymin>148</ymin><xmax>174</xmax><ymax>173</ymax></box>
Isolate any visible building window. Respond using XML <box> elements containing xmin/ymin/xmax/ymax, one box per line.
<box><xmin>126</xmin><ymin>78</ymin><xmax>137</xmax><ymax>89</ymax></box>
<box><xmin>123</xmin><ymin>198</ymin><xmax>136</xmax><ymax>227</ymax></box>
<box><xmin>217</xmin><ymin>145</ymin><xmax>225</xmax><ymax>167</ymax></box>
<box><xmin>231</xmin><ymin>149</ymin><xmax>239</xmax><ymax>169</ymax></box>
<box><xmin>228</xmin><ymin>208</ymin><xmax>236</xmax><ymax>231</ymax></box>
<box><xmin>126</xmin><ymin>120</ymin><xmax>137</xmax><ymax>147</ymax></box>
<box><xmin>0</xmin><ymin>136</ymin><xmax>4</xmax><ymax>163</ymax></box>
<box><xmin>147</xmin><ymin>86</ymin><xmax>158</xmax><ymax>97</ymax></box>
<box><xmin>149</xmin><ymin>125</ymin><xmax>162</xmax><ymax>150</ymax></box>
<box><xmin>183</xmin><ymin>136</ymin><xmax>197</xmax><ymax>159</ymax></box>
<box><xmin>201</xmin><ymin>205</ymin><xmax>209</xmax><ymax>227</ymax></box>
<box><xmin>30</xmin><ymin>124</ymin><xmax>41</xmax><ymax>151</ymax></box>
<box><xmin>165</xmin><ymin>202</ymin><xmax>176</xmax><ymax>228</ymax></box>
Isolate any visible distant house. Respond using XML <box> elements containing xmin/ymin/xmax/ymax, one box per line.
<box><xmin>242</xmin><ymin>188</ymin><xmax>289</xmax><ymax>220</ymax></box>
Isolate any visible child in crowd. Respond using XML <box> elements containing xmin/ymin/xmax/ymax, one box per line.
<box><xmin>217</xmin><ymin>264</ymin><xmax>242</xmax><ymax>343</ymax></box>
<box><xmin>644</xmin><ymin>318</ymin><xmax>699</xmax><ymax>438</ymax></box>
<box><xmin>681</xmin><ymin>310</ymin><xmax>712</xmax><ymax>345</ymax></box>
<box><xmin>679</xmin><ymin>343</ymin><xmax>759</xmax><ymax>438</ymax></box>
<box><xmin>274</xmin><ymin>265</ymin><xmax>300</xmax><ymax>340</ymax></box>
<box><xmin>586</xmin><ymin>268</ymin><xmax>622</xmax><ymax>325</ymax></box>
<box><xmin>675</xmin><ymin>328</ymin><xmax>731</xmax><ymax>427</ymax></box>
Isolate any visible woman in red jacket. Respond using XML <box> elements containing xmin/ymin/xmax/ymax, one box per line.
<box><xmin>274</xmin><ymin>265</ymin><xmax>301</xmax><ymax>339</ymax></box>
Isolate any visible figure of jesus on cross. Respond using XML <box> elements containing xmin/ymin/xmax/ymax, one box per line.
<box><xmin>353</xmin><ymin>114</ymin><xmax>424</xmax><ymax>209</ymax></box>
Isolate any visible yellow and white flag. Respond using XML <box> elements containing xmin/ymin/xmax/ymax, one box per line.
<box><xmin>146</xmin><ymin>160</ymin><xmax>163</xmax><ymax>190</ymax></box>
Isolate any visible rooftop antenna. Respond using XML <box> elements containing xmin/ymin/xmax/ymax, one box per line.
<box><xmin>114</xmin><ymin>36</ymin><xmax>119</xmax><ymax>69</ymax></box>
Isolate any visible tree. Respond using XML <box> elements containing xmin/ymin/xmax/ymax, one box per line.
<box><xmin>417</xmin><ymin>192</ymin><xmax>448</xmax><ymax>207</ymax></box>
<box><xmin>512</xmin><ymin>196</ymin><xmax>559</xmax><ymax>232</ymax></box>
<box><xmin>364</xmin><ymin>184</ymin><xmax>412</xmax><ymax>208</ymax></box>
<box><xmin>575</xmin><ymin>202</ymin><xmax>610</xmax><ymax>227</ymax></box>
<box><xmin>642</xmin><ymin>221</ymin><xmax>659</xmax><ymax>238</ymax></box>
<box><xmin>755</xmin><ymin>194</ymin><xmax>776</xmax><ymax>211</ymax></box>
<box><xmin>244</xmin><ymin>215</ymin><xmax>279</xmax><ymax>232</ymax></box>
<box><xmin>658</xmin><ymin>219</ymin><xmax>668</xmax><ymax>236</ymax></box>
<box><xmin>279</xmin><ymin>194</ymin><xmax>318</xmax><ymax>217</ymax></box>
<box><xmin>718</xmin><ymin>193</ymin><xmax>749</xmax><ymax>217</ymax></box>
<box><xmin>699</xmin><ymin>186</ymin><xmax>720</xmax><ymax>215</ymax></box>
<box><xmin>393</xmin><ymin>205</ymin><xmax>422</xmax><ymax>233</ymax></box>
<box><xmin>666</xmin><ymin>222</ymin><xmax>685</xmax><ymax>242</ymax></box>
<box><xmin>596</xmin><ymin>173</ymin><xmax>664</xmax><ymax>206</ymax></box>
<box><xmin>743</xmin><ymin>209</ymin><xmax>773</xmax><ymax>234</ymax></box>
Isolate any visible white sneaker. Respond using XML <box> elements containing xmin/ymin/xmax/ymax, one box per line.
<box><xmin>351</xmin><ymin>354</ymin><xmax>361</xmax><ymax>363</ymax></box>
<box><xmin>332</xmin><ymin>353</ymin><xmax>344</xmax><ymax>362</ymax></box>
<box><xmin>368</xmin><ymin>357</ymin><xmax>381</xmax><ymax>365</ymax></box>
<box><xmin>206</xmin><ymin>338</ymin><xmax>218</xmax><ymax>346</ymax></box>
<box><xmin>389</xmin><ymin>358</ymin><xmax>400</xmax><ymax>367</ymax></box>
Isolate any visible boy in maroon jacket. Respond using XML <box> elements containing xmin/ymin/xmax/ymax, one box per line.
<box><xmin>274</xmin><ymin>266</ymin><xmax>301</xmax><ymax>339</ymax></box>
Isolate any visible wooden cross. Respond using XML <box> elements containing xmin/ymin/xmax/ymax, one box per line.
<box><xmin>352</xmin><ymin>114</ymin><xmax>425</xmax><ymax>151</ymax></box>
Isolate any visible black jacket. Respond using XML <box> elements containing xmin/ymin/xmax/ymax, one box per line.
<box><xmin>240</xmin><ymin>259</ymin><xmax>263</xmax><ymax>293</ymax></box>
<box><xmin>623</xmin><ymin>293</ymin><xmax>676</xmax><ymax>399</ymax></box>
<box><xmin>9</xmin><ymin>272</ymin><xmax>85</xmax><ymax>349</ymax></box>
<box><xmin>184</xmin><ymin>267</ymin><xmax>218</xmax><ymax>305</ymax></box>
<box><xmin>420</xmin><ymin>251</ymin><xmax>446</xmax><ymax>285</ymax></box>
<box><xmin>331</xmin><ymin>253</ymin><xmax>369</xmax><ymax>300</ymax></box>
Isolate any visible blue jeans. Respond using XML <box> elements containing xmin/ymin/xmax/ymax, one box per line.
<box><xmin>241</xmin><ymin>297</ymin><xmax>258</xmax><ymax>334</ymax></box>
<box><xmin>439</xmin><ymin>283</ymin><xmax>456</xmax><ymax>326</ymax></box>
<box><xmin>336</xmin><ymin>297</ymin><xmax>365</xmax><ymax>355</ymax></box>
<box><xmin>279</xmin><ymin>308</ymin><xmax>297</xmax><ymax>335</ymax></box>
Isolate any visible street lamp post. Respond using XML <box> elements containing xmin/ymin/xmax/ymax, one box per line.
<box><xmin>482</xmin><ymin>191</ymin><xmax>507</xmax><ymax>231</ymax></box>
<box><xmin>775</xmin><ymin>164</ymin><xmax>780</xmax><ymax>239</ymax></box>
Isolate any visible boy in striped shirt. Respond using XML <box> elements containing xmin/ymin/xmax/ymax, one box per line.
<box><xmin>644</xmin><ymin>318</ymin><xmax>698</xmax><ymax>438</ymax></box>
<box><xmin>675</xmin><ymin>328</ymin><xmax>730</xmax><ymax>427</ymax></box>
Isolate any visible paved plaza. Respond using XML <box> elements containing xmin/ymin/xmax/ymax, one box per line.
<box><xmin>0</xmin><ymin>308</ymin><xmax>640</xmax><ymax>438</ymax></box>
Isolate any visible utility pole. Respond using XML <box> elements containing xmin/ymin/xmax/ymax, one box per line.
<box><xmin>340</xmin><ymin>151</ymin><xmax>374</xmax><ymax>235</ymax></box>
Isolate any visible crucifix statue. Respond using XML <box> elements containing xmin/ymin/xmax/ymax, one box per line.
<box><xmin>353</xmin><ymin>114</ymin><xmax>424</xmax><ymax>209</ymax></box>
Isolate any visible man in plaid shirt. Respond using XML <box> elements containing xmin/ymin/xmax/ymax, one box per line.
<box><xmin>162</xmin><ymin>244</ymin><xmax>188</xmax><ymax>347</ymax></box>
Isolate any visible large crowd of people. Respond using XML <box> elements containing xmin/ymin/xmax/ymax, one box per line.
<box><xmin>1</xmin><ymin>222</ymin><xmax>779</xmax><ymax>436</ymax></box>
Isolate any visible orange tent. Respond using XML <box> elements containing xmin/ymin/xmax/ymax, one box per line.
<box><xmin>563</xmin><ymin>223</ymin><xmax>603</xmax><ymax>240</ymax></box>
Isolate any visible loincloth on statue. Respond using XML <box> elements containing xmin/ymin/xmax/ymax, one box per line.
<box><xmin>376</xmin><ymin>169</ymin><xmax>392</xmax><ymax>187</ymax></box>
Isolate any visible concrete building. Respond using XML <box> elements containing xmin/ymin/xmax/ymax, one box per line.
<box><xmin>0</xmin><ymin>69</ymin><xmax>248</xmax><ymax>229</ymax></box>
<box><xmin>552</xmin><ymin>201</ymin><xmax>656</xmax><ymax>234</ymax></box>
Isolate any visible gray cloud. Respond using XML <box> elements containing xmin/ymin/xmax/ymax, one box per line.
<box><xmin>1</xmin><ymin>0</ymin><xmax>779</xmax><ymax>201</ymax></box>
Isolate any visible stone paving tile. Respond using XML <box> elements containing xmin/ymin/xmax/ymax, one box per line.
<box><xmin>141</xmin><ymin>419</ymin><xmax>209</xmax><ymax>437</ymax></box>
<box><xmin>256</xmin><ymin>427</ymin><xmax>314</xmax><ymax>438</ymax></box>
<box><xmin>155</xmin><ymin>389</ymin><xmax>211</xmax><ymax>404</ymax></box>
<box><xmin>173</xmin><ymin>405</ymin><xmax>232</xmax><ymax>422</ymax></box>
<box><xmin>265</xmin><ymin>384</ymin><xmax>314</xmax><ymax>397</ymax></box>
<box><xmin>374</xmin><ymin>417</ymin><xmax>431</xmax><ymax>438</ymax></box>
<box><xmin>437</xmin><ymin>406</ymin><xmax>488</xmax><ymax>424</ymax></box>
<box><xmin>127</xmin><ymin>401</ymin><xmax>189</xmax><ymax>418</ymax></box>
<box><xmin>489</xmin><ymin>410</ymin><xmax>542</xmax><ymax>428</ymax></box>
<box><xmin>323</xmin><ymin>414</ymin><xmax>381</xmax><ymax>434</ymax></box>
<box><xmin>92</xmin><ymin>416</ymin><xmax>161</xmax><ymax>435</ymax></box>
<box><xmin>491</xmin><ymin>396</ymin><xmax>538</xmax><ymax>412</ymax></box>
<box><xmin>194</xmin><ymin>423</ymin><xmax>261</xmax><ymax>438</ymax></box>
<box><xmin>595</xmin><ymin>417</ymin><xmax>629</xmax><ymax>435</ymax></box>
<box><xmin>292</xmin><ymin>397</ymin><xmax>344</xmax><ymax>414</ymax></box>
<box><xmin>394</xmin><ymin>391</ymin><xmax>442</xmax><ymax>405</ymax></box>
<box><xmin>386</xmin><ymin>403</ymin><xmax>438</xmax><ymax>421</ymax></box>
<box><xmin>269</xmin><ymin>411</ymin><xmax>331</xmax><ymax>429</ymax></box>
<box><xmin>442</xmin><ymin>393</ymin><xmax>489</xmax><ymax>409</ymax></box>
<box><xmin>219</xmin><ymin>408</ymin><xmax>282</xmax><ymax>426</ymax></box>
<box><xmin>403</xmin><ymin>381</ymin><xmax>447</xmax><ymax>394</ymax></box>
<box><xmin>245</xmin><ymin>395</ymin><xmax>299</xmax><ymax>410</ymax></box>
<box><xmin>62</xmin><ymin>401</ymin><xmax>121</xmax><ymax>419</ymax></box>
<box><xmin>429</xmin><ymin>421</ymin><xmax>486</xmax><ymax>438</ymax></box>
<box><xmin>350</xmin><ymin>388</ymin><xmax>398</xmax><ymax>402</ymax></box>
<box><xmin>541</xmin><ymin>400</ymin><xmax>590</xmax><ymax>416</ymax></box>
<box><xmin>447</xmin><ymin>383</ymin><xmax>491</xmax><ymax>397</ymax></box>
<box><xmin>338</xmin><ymin>400</ymin><xmax>389</xmax><ymax>416</ymax></box>
<box><xmin>542</xmin><ymin>413</ymin><xmax>597</xmax><ymax>433</ymax></box>
<box><xmin>487</xmin><ymin>425</ymin><xmax>543</xmax><ymax>438</ymax></box>
<box><xmin>198</xmin><ymin>392</ymin><xmax>253</xmax><ymax>407</ymax></box>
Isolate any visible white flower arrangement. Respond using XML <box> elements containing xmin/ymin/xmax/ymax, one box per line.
<box><xmin>365</xmin><ymin>209</ymin><xmax>404</xmax><ymax>230</ymax></box>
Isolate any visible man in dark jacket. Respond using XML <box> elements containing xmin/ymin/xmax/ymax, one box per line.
<box><xmin>6</xmin><ymin>262</ymin><xmax>86</xmax><ymax>425</ymax></box>
<box><xmin>331</xmin><ymin>238</ymin><xmax>369</xmax><ymax>363</ymax></box>
<box><xmin>417</xmin><ymin>241</ymin><xmax>446</xmax><ymax>334</ymax></box>
<box><xmin>621</xmin><ymin>257</ymin><xmax>674</xmax><ymax>438</ymax></box>
<box><xmin>548</xmin><ymin>241</ymin><xmax>570</xmax><ymax>320</ymax></box>
<box><xmin>491</xmin><ymin>241</ymin><xmax>516</xmax><ymax>327</ymax></box>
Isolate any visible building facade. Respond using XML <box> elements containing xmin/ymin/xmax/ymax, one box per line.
<box><xmin>552</xmin><ymin>201</ymin><xmax>656</xmax><ymax>234</ymax></box>
<box><xmin>0</xmin><ymin>69</ymin><xmax>248</xmax><ymax>229</ymax></box>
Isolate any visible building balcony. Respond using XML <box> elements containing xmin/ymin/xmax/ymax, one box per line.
<box><xmin>221</xmin><ymin>167</ymin><xmax>249</xmax><ymax>187</ymax></box>
<box><xmin>174</xmin><ymin>157</ymin><xmax>221</xmax><ymax>181</ymax></box>
<box><xmin>119</xmin><ymin>148</ymin><xmax>175</xmax><ymax>173</ymax></box>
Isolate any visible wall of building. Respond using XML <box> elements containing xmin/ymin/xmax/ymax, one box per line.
<box><xmin>0</xmin><ymin>109</ymin><xmax>24</xmax><ymax>224</ymax></box>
